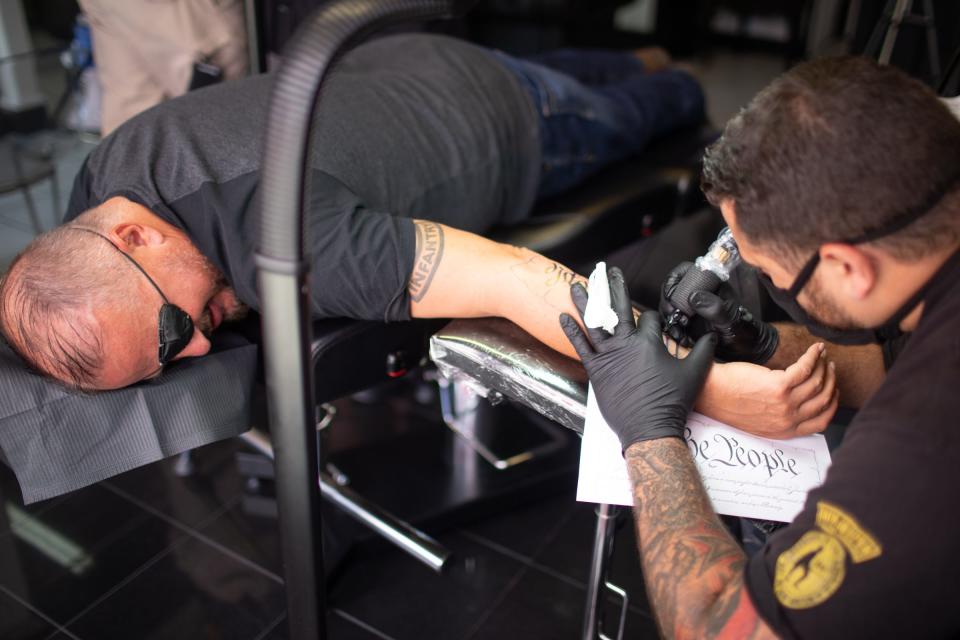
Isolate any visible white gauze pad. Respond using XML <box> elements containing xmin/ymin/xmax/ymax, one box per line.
<box><xmin>583</xmin><ymin>261</ymin><xmax>619</xmax><ymax>334</ymax></box>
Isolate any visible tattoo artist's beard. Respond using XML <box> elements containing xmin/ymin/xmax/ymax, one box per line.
<box><xmin>804</xmin><ymin>280</ymin><xmax>862</xmax><ymax>332</ymax></box>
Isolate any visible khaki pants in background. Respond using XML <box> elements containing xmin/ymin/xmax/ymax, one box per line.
<box><xmin>78</xmin><ymin>0</ymin><xmax>249</xmax><ymax>135</ymax></box>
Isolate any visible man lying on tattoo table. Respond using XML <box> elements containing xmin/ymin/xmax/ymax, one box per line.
<box><xmin>0</xmin><ymin>33</ymin><xmax>835</xmax><ymax>439</ymax></box>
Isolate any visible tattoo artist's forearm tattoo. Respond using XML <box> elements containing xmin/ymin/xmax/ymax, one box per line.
<box><xmin>409</xmin><ymin>221</ymin><xmax>445</xmax><ymax>302</ymax></box>
<box><xmin>626</xmin><ymin>439</ymin><xmax>768</xmax><ymax>639</ymax></box>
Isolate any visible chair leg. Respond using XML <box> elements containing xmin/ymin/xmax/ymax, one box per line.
<box><xmin>10</xmin><ymin>151</ymin><xmax>45</xmax><ymax>235</ymax></box>
<box><xmin>20</xmin><ymin>185</ymin><xmax>44</xmax><ymax>235</ymax></box>
<box><xmin>49</xmin><ymin>169</ymin><xmax>61</xmax><ymax>227</ymax></box>
<box><xmin>582</xmin><ymin>504</ymin><xmax>629</xmax><ymax>640</ymax></box>
<box><xmin>239</xmin><ymin>428</ymin><xmax>451</xmax><ymax>572</ymax></box>
<box><xmin>438</xmin><ymin>378</ymin><xmax>567</xmax><ymax>470</ymax></box>
<box><xmin>173</xmin><ymin>451</ymin><xmax>194</xmax><ymax>477</ymax></box>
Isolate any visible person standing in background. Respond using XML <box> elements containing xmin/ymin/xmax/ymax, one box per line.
<box><xmin>79</xmin><ymin>0</ymin><xmax>248</xmax><ymax>135</ymax></box>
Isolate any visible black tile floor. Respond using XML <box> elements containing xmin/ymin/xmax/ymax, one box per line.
<box><xmin>0</xmin><ymin>387</ymin><xmax>658</xmax><ymax>640</ymax></box>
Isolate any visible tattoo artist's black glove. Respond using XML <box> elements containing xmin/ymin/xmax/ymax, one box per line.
<box><xmin>660</xmin><ymin>261</ymin><xmax>779</xmax><ymax>365</ymax></box>
<box><xmin>560</xmin><ymin>267</ymin><xmax>717</xmax><ymax>450</ymax></box>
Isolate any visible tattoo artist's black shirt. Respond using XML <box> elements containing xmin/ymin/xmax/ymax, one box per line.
<box><xmin>745</xmin><ymin>251</ymin><xmax>960</xmax><ymax>639</ymax></box>
<box><xmin>65</xmin><ymin>34</ymin><xmax>540</xmax><ymax>321</ymax></box>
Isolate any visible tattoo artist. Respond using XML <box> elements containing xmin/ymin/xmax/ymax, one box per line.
<box><xmin>559</xmin><ymin>56</ymin><xmax>960</xmax><ymax>639</ymax></box>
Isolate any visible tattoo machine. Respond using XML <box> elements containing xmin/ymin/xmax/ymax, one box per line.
<box><xmin>664</xmin><ymin>227</ymin><xmax>742</xmax><ymax>336</ymax></box>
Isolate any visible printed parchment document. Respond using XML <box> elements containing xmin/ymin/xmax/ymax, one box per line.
<box><xmin>577</xmin><ymin>386</ymin><xmax>832</xmax><ymax>522</ymax></box>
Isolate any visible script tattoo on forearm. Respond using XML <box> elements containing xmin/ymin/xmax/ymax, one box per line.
<box><xmin>409</xmin><ymin>221</ymin><xmax>444</xmax><ymax>302</ymax></box>
<box><xmin>626</xmin><ymin>439</ymin><xmax>768</xmax><ymax>639</ymax></box>
<box><xmin>544</xmin><ymin>261</ymin><xmax>579</xmax><ymax>287</ymax></box>
<box><xmin>509</xmin><ymin>255</ymin><xmax>586</xmax><ymax>311</ymax></box>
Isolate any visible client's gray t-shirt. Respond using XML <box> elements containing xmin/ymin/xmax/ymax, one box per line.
<box><xmin>65</xmin><ymin>34</ymin><xmax>540</xmax><ymax>321</ymax></box>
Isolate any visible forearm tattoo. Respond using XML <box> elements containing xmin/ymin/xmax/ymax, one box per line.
<box><xmin>544</xmin><ymin>260</ymin><xmax>580</xmax><ymax>287</ymax></box>
<box><xmin>409</xmin><ymin>221</ymin><xmax>445</xmax><ymax>302</ymax></box>
<box><xmin>626</xmin><ymin>439</ymin><xmax>766</xmax><ymax>639</ymax></box>
<box><xmin>508</xmin><ymin>255</ymin><xmax>585</xmax><ymax>311</ymax></box>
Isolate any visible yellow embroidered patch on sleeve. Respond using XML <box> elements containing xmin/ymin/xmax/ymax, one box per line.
<box><xmin>815</xmin><ymin>501</ymin><xmax>882</xmax><ymax>563</ymax></box>
<box><xmin>773</xmin><ymin>501</ymin><xmax>882</xmax><ymax>610</ymax></box>
<box><xmin>774</xmin><ymin>530</ymin><xmax>847</xmax><ymax>609</ymax></box>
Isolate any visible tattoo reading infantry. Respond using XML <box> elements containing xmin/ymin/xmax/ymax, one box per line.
<box><xmin>409</xmin><ymin>221</ymin><xmax>445</xmax><ymax>302</ymax></box>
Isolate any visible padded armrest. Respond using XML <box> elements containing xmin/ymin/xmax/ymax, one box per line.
<box><xmin>429</xmin><ymin>318</ymin><xmax>587</xmax><ymax>434</ymax></box>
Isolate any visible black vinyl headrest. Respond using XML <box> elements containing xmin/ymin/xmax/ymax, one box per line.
<box><xmin>0</xmin><ymin>331</ymin><xmax>258</xmax><ymax>504</ymax></box>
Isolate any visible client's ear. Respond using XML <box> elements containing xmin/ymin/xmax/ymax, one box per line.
<box><xmin>112</xmin><ymin>223</ymin><xmax>168</xmax><ymax>250</ymax></box>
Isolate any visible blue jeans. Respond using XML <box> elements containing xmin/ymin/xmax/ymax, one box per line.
<box><xmin>495</xmin><ymin>49</ymin><xmax>706</xmax><ymax>199</ymax></box>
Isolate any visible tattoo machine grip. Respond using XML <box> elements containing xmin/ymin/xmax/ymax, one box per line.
<box><xmin>666</xmin><ymin>226</ymin><xmax>741</xmax><ymax>329</ymax></box>
<box><xmin>670</xmin><ymin>267</ymin><xmax>722</xmax><ymax>317</ymax></box>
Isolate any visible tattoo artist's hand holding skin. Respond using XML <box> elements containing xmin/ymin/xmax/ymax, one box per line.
<box><xmin>697</xmin><ymin>343</ymin><xmax>839</xmax><ymax>439</ymax></box>
<box><xmin>559</xmin><ymin>267</ymin><xmax>717</xmax><ymax>450</ymax></box>
<box><xmin>661</xmin><ymin>261</ymin><xmax>779</xmax><ymax>365</ymax></box>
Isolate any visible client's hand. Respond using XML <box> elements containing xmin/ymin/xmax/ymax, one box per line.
<box><xmin>559</xmin><ymin>268</ymin><xmax>716</xmax><ymax>451</ymax></box>
<box><xmin>696</xmin><ymin>342</ymin><xmax>839</xmax><ymax>439</ymax></box>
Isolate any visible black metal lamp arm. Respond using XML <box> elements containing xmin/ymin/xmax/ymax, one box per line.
<box><xmin>255</xmin><ymin>2</ymin><xmax>475</xmax><ymax>639</ymax></box>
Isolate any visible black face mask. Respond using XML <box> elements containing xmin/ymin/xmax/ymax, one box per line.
<box><xmin>75</xmin><ymin>229</ymin><xmax>194</xmax><ymax>365</ymax></box>
<box><xmin>756</xmin><ymin>179</ymin><xmax>959</xmax><ymax>346</ymax></box>
<box><xmin>759</xmin><ymin>269</ymin><xmax>919</xmax><ymax>345</ymax></box>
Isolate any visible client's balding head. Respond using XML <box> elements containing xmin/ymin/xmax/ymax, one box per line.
<box><xmin>0</xmin><ymin>203</ymin><xmax>136</xmax><ymax>389</ymax></box>
<box><xmin>1</xmin><ymin>197</ymin><xmax>247</xmax><ymax>390</ymax></box>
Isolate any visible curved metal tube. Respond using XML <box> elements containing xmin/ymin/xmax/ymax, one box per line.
<box><xmin>255</xmin><ymin>2</ymin><xmax>474</xmax><ymax>638</ymax></box>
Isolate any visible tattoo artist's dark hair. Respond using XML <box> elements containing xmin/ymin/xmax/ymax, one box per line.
<box><xmin>701</xmin><ymin>56</ymin><xmax>960</xmax><ymax>263</ymax></box>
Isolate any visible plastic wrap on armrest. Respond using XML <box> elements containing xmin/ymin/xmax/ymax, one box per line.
<box><xmin>430</xmin><ymin>318</ymin><xmax>588</xmax><ymax>434</ymax></box>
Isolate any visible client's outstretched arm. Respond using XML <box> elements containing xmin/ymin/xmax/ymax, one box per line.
<box><xmin>406</xmin><ymin>221</ymin><xmax>842</xmax><ymax>440</ymax></box>
<box><xmin>407</xmin><ymin>220</ymin><xmax>584</xmax><ymax>359</ymax></box>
